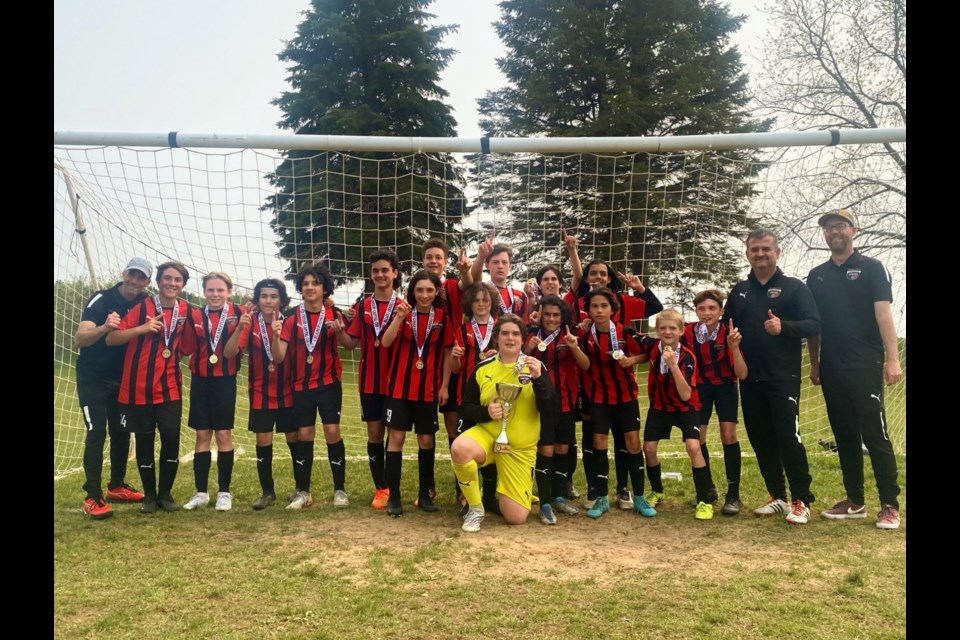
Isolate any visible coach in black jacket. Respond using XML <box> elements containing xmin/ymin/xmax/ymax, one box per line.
<box><xmin>724</xmin><ymin>230</ymin><xmax>820</xmax><ymax>524</ymax></box>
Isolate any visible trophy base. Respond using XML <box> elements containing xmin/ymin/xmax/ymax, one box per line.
<box><xmin>493</xmin><ymin>442</ymin><xmax>511</xmax><ymax>453</ymax></box>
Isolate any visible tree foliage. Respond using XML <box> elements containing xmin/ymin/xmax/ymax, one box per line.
<box><xmin>263</xmin><ymin>0</ymin><xmax>465</xmax><ymax>282</ymax></box>
<box><xmin>755</xmin><ymin>0</ymin><xmax>906</xmax><ymax>250</ymax></box>
<box><xmin>474</xmin><ymin>0</ymin><xmax>769</xmax><ymax>293</ymax></box>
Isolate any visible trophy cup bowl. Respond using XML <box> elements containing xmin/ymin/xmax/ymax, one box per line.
<box><xmin>494</xmin><ymin>382</ymin><xmax>522</xmax><ymax>453</ymax></box>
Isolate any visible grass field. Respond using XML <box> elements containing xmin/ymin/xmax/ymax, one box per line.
<box><xmin>54</xmin><ymin>449</ymin><xmax>906</xmax><ymax>639</ymax></box>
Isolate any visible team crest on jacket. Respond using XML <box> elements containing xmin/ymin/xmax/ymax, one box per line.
<box><xmin>766</xmin><ymin>288</ymin><xmax>782</xmax><ymax>299</ymax></box>
<box><xmin>846</xmin><ymin>269</ymin><xmax>862</xmax><ymax>281</ymax></box>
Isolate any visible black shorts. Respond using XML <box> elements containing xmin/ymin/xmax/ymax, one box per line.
<box><xmin>644</xmin><ymin>408</ymin><xmax>701</xmax><ymax>442</ymax></box>
<box><xmin>439</xmin><ymin>372</ymin><xmax>459</xmax><ymax>413</ymax></box>
<box><xmin>577</xmin><ymin>387</ymin><xmax>592</xmax><ymax>419</ymax></box>
<box><xmin>76</xmin><ymin>377</ymin><xmax>121</xmax><ymax>435</ymax></box>
<box><xmin>293</xmin><ymin>383</ymin><xmax>343</xmax><ymax>427</ymax></box>
<box><xmin>188</xmin><ymin>375</ymin><xmax>237</xmax><ymax>431</ymax></box>
<box><xmin>538</xmin><ymin>410</ymin><xmax>577</xmax><ymax>447</ymax></box>
<box><xmin>359</xmin><ymin>392</ymin><xmax>387</xmax><ymax>423</ymax></box>
<box><xmin>591</xmin><ymin>401</ymin><xmax>641</xmax><ymax>436</ymax></box>
<box><xmin>698</xmin><ymin>382</ymin><xmax>739</xmax><ymax>424</ymax></box>
<box><xmin>384</xmin><ymin>398</ymin><xmax>439</xmax><ymax>434</ymax></box>
<box><xmin>248</xmin><ymin>408</ymin><xmax>297</xmax><ymax>433</ymax></box>
<box><xmin>120</xmin><ymin>401</ymin><xmax>182</xmax><ymax>434</ymax></box>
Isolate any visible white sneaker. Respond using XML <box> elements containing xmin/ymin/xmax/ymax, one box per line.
<box><xmin>462</xmin><ymin>506</ymin><xmax>485</xmax><ymax>533</ymax></box>
<box><xmin>785</xmin><ymin>499</ymin><xmax>811</xmax><ymax>525</ymax></box>
<box><xmin>183</xmin><ymin>492</ymin><xmax>210</xmax><ymax>510</ymax></box>
<box><xmin>617</xmin><ymin>489</ymin><xmax>633</xmax><ymax>510</ymax></box>
<box><xmin>286</xmin><ymin>490</ymin><xmax>314</xmax><ymax>510</ymax></box>
<box><xmin>753</xmin><ymin>495</ymin><xmax>789</xmax><ymax>517</ymax></box>
<box><xmin>333</xmin><ymin>490</ymin><xmax>350</xmax><ymax>508</ymax></box>
<box><xmin>215</xmin><ymin>492</ymin><xmax>233</xmax><ymax>512</ymax></box>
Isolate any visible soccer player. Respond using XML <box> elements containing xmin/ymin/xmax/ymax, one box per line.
<box><xmin>639</xmin><ymin>309</ymin><xmax>714</xmax><ymax>520</ymax></box>
<box><xmin>724</xmin><ymin>229</ymin><xmax>821</xmax><ymax>525</ymax></box>
<box><xmin>273</xmin><ymin>263</ymin><xmax>349</xmax><ymax>510</ymax></box>
<box><xmin>379</xmin><ymin>270</ymin><xmax>455</xmax><ymax>517</ymax></box>
<box><xmin>440</xmin><ymin>282</ymin><xmax>500</xmax><ymax>511</ymax></box>
<box><xmin>421</xmin><ymin>238</ymin><xmax>474</xmax><ymax>502</ymax></box>
<box><xmin>524</xmin><ymin>295</ymin><xmax>589</xmax><ymax>522</ymax></box>
<box><xmin>807</xmin><ymin>209</ymin><xmax>903</xmax><ymax>529</ymax></box>
<box><xmin>180</xmin><ymin>273</ymin><xmax>243</xmax><ymax>512</ymax></box>
<box><xmin>577</xmin><ymin>288</ymin><xmax>651</xmax><ymax>520</ymax></box>
<box><xmin>680</xmin><ymin>290</ymin><xmax>749</xmax><ymax>515</ymax></box>
<box><xmin>452</xmin><ymin>314</ymin><xmax>558</xmax><ymax>532</ymax></box>
<box><xmin>106</xmin><ymin>260</ymin><xmax>191</xmax><ymax>514</ymax></box>
<box><xmin>337</xmin><ymin>249</ymin><xmax>403</xmax><ymax>510</ymax></box>
<box><xmin>74</xmin><ymin>257</ymin><xmax>152</xmax><ymax>519</ymax></box>
<box><xmin>224</xmin><ymin>278</ymin><xmax>294</xmax><ymax>510</ymax></box>
<box><xmin>472</xmin><ymin>233</ymin><xmax>529</xmax><ymax>322</ymax></box>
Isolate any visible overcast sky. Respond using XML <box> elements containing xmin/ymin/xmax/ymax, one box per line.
<box><xmin>54</xmin><ymin>0</ymin><xmax>768</xmax><ymax>138</ymax></box>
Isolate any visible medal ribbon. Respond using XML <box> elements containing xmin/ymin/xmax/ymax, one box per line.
<box><xmin>497</xmin><ymin>285</ymin><xmax>515</xmax><ymax>315</ymax></box>
<box><xmin>257</xmin><ymin>311</ymin><xmax>283</xmax><ymax>364</ymax></box>
<box><xmin>371</xmin><ymin>295</ymin><xmax>397</xmax><ymax>339</ymax></box>
<box><xmin>471</xmin><ymin>316</ymin><xmax>494</xmax><ymax>352</ymax></box>
<box><xmin>591</xmin><ymin>322</ymin><xmax>619</xmax><ymax>356</ymax></box>
<box><xmin>154</xmin><ymin>295</ymin><xmax>180</xmax><ymax>351</ymax></box>
<box><xmin>204</xmin><ymin>305</ymin><xmax>229</xmax><ymax>355</ymax></box>
<box><xmin>412</xmin><ymin>307</ymin><xmax>435</xmax><ymax>360</ymax></box>
<box><xmin>298</xmin><ymin>303</ymin><xmax>324</xmax><ymax>356</ymax></box>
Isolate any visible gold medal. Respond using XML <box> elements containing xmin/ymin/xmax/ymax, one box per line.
<box><xmin>208</xmin><ymin>354</ymin><xmax>219</xmax><ymax>364</ymax></box>
<box><xmin>537</xmin><ymin>341</ymin><xmax>547</xmax><ymax>352</ymax></box>
<box><xmin>415</xmin><ymin>359</ymin><xmax>424</xmax><ymax>370</ymax></box>
<box><xmin>374</xmin><ymin>338</ymin><xmax>380</xmax><ymax>347</ymax></box>
<box><xmin>268</xmin><ymin>363</ymin><xmax>276</xmax><ymax>373</ymax></box>
<box><xmin>611</xmin><ymin>350</ymin><xmax>625</xmax><ymax>360</ymax></box>
<box><xmin>162</xmin><ymin>348</ymin><xmax>172</xmax><ymax>359</ymax></box>
<box><xmin>307</xmin><ymin>354</ymin><xmax>314</xmax><ymax>364</ymax></box>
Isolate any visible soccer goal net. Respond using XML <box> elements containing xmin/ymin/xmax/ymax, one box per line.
<box><xmin>54</xmin><ymin>130</ymin><xmax>906</xmax><ymax>477</ymax></box>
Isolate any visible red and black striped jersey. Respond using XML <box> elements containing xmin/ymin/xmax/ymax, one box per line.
<box><xmin>579</xmin><ymin>321</ymin><xmax>644</xmax><ymax>405</ymax></box>
<box><xmin>117</xmin><ymin>298</ymin><xmax>190</xmax><ymax>405</ymax></box>
<box><xmin>387</xmin><ymin>307</ymin><xmax>455</xmax><ymax>402</ymax></box>
<box><xmin>640</xmin><ymin>337</ymin><xmax>701</xmax><ymax>413</ymax></box>
<box><xmin>346</xmin><ymin>296</ymin><xmax>400</xmax><ymax>395</ymax></box>
<box><xmin>453</xmin><ymin>319</ymin><xmax>494</xmax><ymax>405</ymax></box>
<box><xmin>567</xmin><ymin>290</ymin><xmax>662</xmax><ymax>326</ymax></box>
<box><xmin>280</xmin><ymin>304</ymin><xmax>345</xmax><ymax>392</ymax></box>
<box><xmin>439</xmin><ymin>278</ymin><xmax>465</xmax><ymax>328</ymax></box>
<box><xmin>681</xmin><ymin>322</ymin><xmax>738</xmax><ymax>386</ymax></box>
<box><xmin>528</xmin><ymin>329</ymin><xmax>581</xmax><ymax>413</ymax></box>
<box><xmin>494</xmin><ymin>284</ymin><xmax>529</xmax><ymax>323</ymax></box>
<box><xmin>181</xmin><ymin>303</ymin><xmax>243</xmax><ymax>378</ymax></box>
<box><xmin>237</xmin><ymin>313</ymin><xmax>293</xmax><ymax>410</ymax></box>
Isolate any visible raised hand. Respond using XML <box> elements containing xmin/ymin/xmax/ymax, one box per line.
<box><xmin>344</xmin><ymin>306</ymin><xmax>356</xmax><ymax>322</ymax></box>
<box><xmin>563</xmin><ymin>326</ymin><xmax>578</xmax><ymax>348</ymax></box>
<box><xmin>525</xmin><ymin>356</ymin><xmax>543</xmax><ymax>379</ymax></box>
<box><xmin>764</xmin><ymin>309</ymin><xmax>782</xmax><ymax>336</ymax></box>
<box><xmin>618</xmin><ymin>272</ymin><xmax>645</xmax><ymax>292</ymax></box>
<box><xmin>456</xmin><ymin>247</ymin><xmax>472</xmax><ymax>273</ymax></box>
<box><xmin>396</xmin><ymin>299</ymin><xmax>412</xmax><ymax>320</ymax></box>
<box><xmin>143</xmin><ymin>314</ymin><xmax>164</xmax><ymax>334</ymax></box>
<box><xmin>562</xmin><ymin>227</ymin><xmax>577</xmax><ymax>252</ymax></box>
<box><xmin>271</xmin><ymin>318</ymin><xmax>283</xmax><ymax>338</ymax></box>
<box><xmin>525</xmin><ymin>335</ymin><xmax>542</xmax><ymax>354</ymax></box>
<box><xmin>725</xmin><ymin>318</ymin><xmax>742</xmax><ymax>348</ymax></box>
<box><xmin>451</xmin><ymin>344</ymin><xmax>465</xmax><ymax>360</ymax></box>
<box><xmin>237</xmin><ymin>310</ymin><xmax>252</xmax><ymax>330</ymax></box>
<box><xmin>528</xmin><ymin>309</ymin><xmax>541</xmax><ymax>325</ymax></box>
<box><xmin>662</xmin><ymin>345</ymin><xmax>677</xmax><ymax>368</ymax></box>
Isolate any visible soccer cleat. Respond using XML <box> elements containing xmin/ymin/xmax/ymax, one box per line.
<box><xmin>417</xmin><ymin>491</ymin><xmax>438</xmax><ymax>513</ymax></box>
<box><xmin>633</xmin><ymin>495</ymin><xmax>657</xmax><ymax>517</ymax></box>
<box><xmin>566</xmin><ymin>482</ymin><xmax>580</xmax><ymax>500</ymax></box>
<box><xmin>539</xmin><ymin>503</ymin><xmax>557</xmax><ymax>525</ymax></box>
<box><xmin>753</xmin><ymin>495</ymin><xmax>789</xmax><ymax>517</ymax></box>
<box><xmin>876</xmin><ymin>504</ymin><xmax>901</xmax><ymax>530</ymax></box>
<box><xmin>387</xmin><ymin>495</ymin><xmax>404</xmax><ymax>518</ymax></box>
<box><xmin>105</xmin><ymin>483</ymin><xmax>145</xmax><ymax>503</ymax></box>
<box><xmin>157</xmin><ymin>494</ymin><xmax>180</xmax><ymax>512</ymax></box>
<box><xmin>821</xmin><ymin>499</ymin><xmax>867</xmax><ymax>520</ymax></box>
<box><xmin>371</xmin><ymin>488</ymin><xmax>390</xmax><ymax>510</ymax></box>
<box><xmin>140</xmin><ymin>495</ymin><xmax>158</xmax><ymax>514</ymax></box>
<box><xmin>82</xmin><ymin>497</ymin><xmax>113</xmax><ymax>520</ymax></box>
<box><xmin>285</xmin><ymin>491</ymin><xmax>314</xmax><ymax>510</ymax></box>
<box><xmin>462</xmin><ymin>506</ymin><xmax>485</xmax><ymax>532</ymax></box>
<box><xmin>695</xmin><ymin>501</ymin><xmax>714</xmax><ymax>520</ymax></box>
<box><xmin>215</xmin><ymin>492</ymin><xmax>233</xmax><ymax>512</ymax></box>
<box><xmin>707</xmin><ymin>486</ymin><xmax>719</xmax><ymax>503</ymax></box>
<box><xmin>586</xmin><ymin>496</ymin><xmax>610</xmax><ymax>519</ymax></box>
<box><xmin>552</xmin><ymin>497</ymin><xmax>580</xmax><ymax>516</ymax></box>
<box><xmin>645</xmin><ymin>491</ymin><xmax>665</xmax><ymax>508</ymax></box>
<box><xmin>785</xmin><ymin>499</ymin><xmax>810</xmax><ymax>525</ymax></box>
<box><xmin>252</xmin><ymin>493</ymin><xmax>276</xmax><ymax>511</ymax></box>
<box><xmin>720</xmin><ymin>496</ymin><xmax>742</xmax><ymax>516</ymax></box>
<box><xmin>333</xmin><ymin>490</ymin><xmax>350</xmax><ymax>508</ymax></box>
<box><xmin>617</xmin><ymin>489</ymin><xmax>633</xmax><ymax>510</ymax></box>
<box><xmin>183</xmin><ymin>492</ymin><xmax>210</xmax><ymax>511</ymax></box>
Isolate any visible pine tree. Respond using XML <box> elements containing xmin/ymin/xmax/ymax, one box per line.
<box><xmin>263</xmin><ymin>0</ymin><xmax>464</xmax><ymax>282</ymax></box>
<box><xmin>475</xmin><ymin>0</ymin><xmax>770</xmax><ymax>294</ymax></box>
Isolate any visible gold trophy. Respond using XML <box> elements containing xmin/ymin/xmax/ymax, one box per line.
<box><xmin>494</xmin><ymin>382</ymin><xmax>522</xmax><ymax>453</ymax></box>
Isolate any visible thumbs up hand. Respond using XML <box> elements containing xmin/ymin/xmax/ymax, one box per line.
<box><xmin>764</xmin><ymin>309</ymin><xmax>782</xmax><ymax>336</ymax></box>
